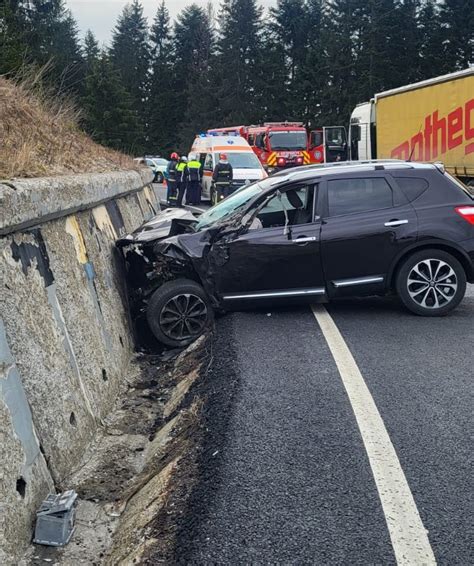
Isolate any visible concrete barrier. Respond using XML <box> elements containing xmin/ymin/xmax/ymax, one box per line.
<box><xmin>0</xmin><ymin>169</ymin><xmax>157</xmax><ymax>564</ymax></box>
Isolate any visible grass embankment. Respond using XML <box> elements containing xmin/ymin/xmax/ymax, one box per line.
<box><xmin>0</xmin><ymin>75</ymin><xmax>136</xmax><ymax>180</ymax></box>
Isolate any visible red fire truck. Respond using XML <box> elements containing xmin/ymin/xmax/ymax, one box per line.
<box><xmin>207</xmin><ymin>122</ymin><xmax>348</xmax><ymax>171</ymax></box>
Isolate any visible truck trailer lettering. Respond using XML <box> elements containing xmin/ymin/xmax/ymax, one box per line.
<box><xmin>391</xmin><ymin>98</ymin><xmax>474</xmax><ymax>161</ymax></box>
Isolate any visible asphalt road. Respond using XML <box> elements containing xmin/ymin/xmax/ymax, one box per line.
<box><xmin>174</xmin><ymin>286</ymin><xmax>474</xmax><ymax>564</ymax></box>
<box><xmin>152</xmin><ymin>182</ymin><xmax>210</xmax><ymax>213</ymax></box>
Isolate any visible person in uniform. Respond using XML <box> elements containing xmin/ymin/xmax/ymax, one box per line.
<box><xmin>176</xmin><ymin>156</ymin><xmax>188</xmax><ymax>208</ymax></box>
<box><xmin>166</xmin><ymin>152</ymin><xmax>179</xmax><ymax>206</ymax></box>
<box><xmin>212</xmin><ymin>153</ymin><xmax>233</xmax><ymax>202</ymax></box>
<box><xmin>186</xmin><ymin>153</ymin><xmax>202</xmax><ymax>205</ymax></box>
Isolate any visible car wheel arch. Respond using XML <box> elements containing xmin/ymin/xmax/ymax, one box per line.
<box><xmin>388</xmin><ymin>240</ymin><xmax>473</xmax><ymax>289</ymax></box>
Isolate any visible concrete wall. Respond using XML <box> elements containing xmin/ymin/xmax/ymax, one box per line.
<box><xmin>0</xmin><ymin>169</ymin><xmax>157</xmax><ymax>564</ymax></box>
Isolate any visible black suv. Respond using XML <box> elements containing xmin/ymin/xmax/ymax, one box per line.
<box><xmin>118</xmin><ymin>161</ymin><xmax>474</xmax><ymax>347</ymax></box>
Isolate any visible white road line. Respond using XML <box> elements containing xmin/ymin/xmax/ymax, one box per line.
<box><xmin>311</xmin><ymin>305</ymin><xmax>436</xmax><ymax>566</ymax></box>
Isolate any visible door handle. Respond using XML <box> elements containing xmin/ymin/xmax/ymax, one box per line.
<box><xmin>293</xmin><ymin>236</ymin><xmax>317</xmax><ymax>243</ymax></box>
<box><xmin>384</xmin><ymin>219</ymin><xmax>408</xmax><ymax>227</ymax></box>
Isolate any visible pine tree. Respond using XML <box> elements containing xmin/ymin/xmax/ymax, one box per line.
<box><xmin>26</xmin><ymin>0</ymin><xmax>84</xmax><ymax>93</ymax></box>
<box><xmin>0</xmin><ymin>0</ymin><xmax>30</xmax><ymax>75</ymax></box>
<box><xmin>418</xmin><ymin>0</ymin><xmax>444</xmax><ymax>79</ymax></box>
<box><xmin>270</xmin><ymin>0</ymin><xmax>308</xmax><ymax>87</ymax></box>
<box><xmin>173</xmin><ymin>4</ymin><xmax>215</xmax><ymax>150</ymax></box>
<box><xmin>393</xmin><ymin>0</ymin><xmax>423</xmax><ymax>85</ymax></box>
<box><xmin>258</xmin><ymin>22</ymin><xmax>290</xmax><ymax>121</ymax></box>
<box><xmin>214</xmin><ymin>0</ymin><xmax>264</xmax><ymax>125</ymax></box>
<box><xmin>110</xmin><ymin>0</ymin><xmax>150</xmax><ymax>139</ymax></box>
<box><xmin>322</xmin><ymin>0</ymin><xmax>362</xmax><ymax>125</ymax></box>
<box><xmin>83</xmin><ymin>29</ymin><xmax>99</xmax><ymax>68</ymax></box>
<box><xmin>439</xmin><ymin>0</ymin><xmax>474</xmax><ymax>71</ymax></box>
<box><xmin>298</xmin><ymin>0</ymin><xmax>328</xmax><ymax>126</ymax></box>
<box><xmin>148</xmin><ymin>1</ymin><xmax>177</xmax><ymax>155</ymax></box>
<box><xmin>83</xmin><ymin>51</ymin><xmax>141</xmax><ymax>153</ymax></box>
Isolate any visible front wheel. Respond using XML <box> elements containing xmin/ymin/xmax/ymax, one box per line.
<box><xmin>396</xmin><ymin>250</ymin><xmax>466</xmax><ymax>316</ymax></box>
<box><xmin>146</xmin><ymin>279</ymin><xmax>214</xmax><ymax>348</ymax></box>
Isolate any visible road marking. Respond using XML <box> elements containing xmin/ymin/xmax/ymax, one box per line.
<box><xmin>311</xmin><ymin>305</ymin><xmax>436</xmax><ymax>566</ymax></box>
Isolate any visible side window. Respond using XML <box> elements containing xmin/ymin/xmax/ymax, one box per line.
<box><xmin>254</xmin><ymin>186</ymin><xmax>315</xmax><ymax>229</ymax></box>
<box><xmin>255</xmin><ymin>134</ymin><xmax>264</xmax><ymax>149</ymax></box>
<box><xmin>328</xmin><ymin>178</ymin><xmax>393</xmax><ymax>217</ymax></box>
<box><xmin>310</xmin><ymin>131</ymin><xmax>323</xmax><ymax>148</ymax></box>
<box><xmin>248</xmin><ymin>134</ymin><xmax>255</xmax><ymax>146</ymax></box>
<box><xmin>204</xmin><ymin>153</ymin><xmax>213</xmax><ymax>171</ymax></box>
<box><xmin>393</xmin><ymin>176</ymin><xmax>429</xmax><ymax>202</ymax></box>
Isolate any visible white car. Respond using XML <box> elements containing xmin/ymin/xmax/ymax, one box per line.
<box><xmin>134</xmin><ymin>157</ymin><xmax>169</xmax><ymax>183</ymax></box>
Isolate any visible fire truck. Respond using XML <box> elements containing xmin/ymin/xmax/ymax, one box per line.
<box><xmin>207</xmin><ymin>122</ymin><xmax>348</xmax><ymax>171</ymax></box>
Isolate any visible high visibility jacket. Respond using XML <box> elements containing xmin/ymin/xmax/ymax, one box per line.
<box><xmin>187</xmin><ymin>160</ymin><xmax>202</xmax><ymax>182</ymax></box>
<box><xmin>167</xmin><ymin>159</ymin><xmax>178</xmax><ymax>181</ymax></box>
<box><xmin>213</xmin><ymin>161</ymin><xmax>233</xmax><ymax>186</ymax></box>
<box><xmin>176</xmin><ymin>162</ymin><xmax>187</xmax><ymax>182</ymax></box>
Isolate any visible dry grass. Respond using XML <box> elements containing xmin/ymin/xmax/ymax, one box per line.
<box><xmin>0</xmin><ymin>72</ymin><xmax>138</xmax><ymax>180</ymax></box>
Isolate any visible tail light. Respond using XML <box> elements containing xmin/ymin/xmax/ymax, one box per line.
<box><xmin>277</xmin><ymin>157</ymin><xmax>286</xmax><ymax>166</ymax></box>
<box><xmin>455</xmin><ymin>206</ymin><xmax>474</xmax><ymax>225</ymax></box>
<box><xmin>296</xmin><ymin>156</ymin><xmax>304</xmax><ymax>165</ymax></box>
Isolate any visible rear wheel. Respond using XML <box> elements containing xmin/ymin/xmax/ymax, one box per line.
<box><xmin>146</xmin><ymin>279</ymin><xmax>214</xmax><ymax>348</ymax></box>
<box><xmin>156</xmin><ymin>172</ymin><xmax>164</xmax><ymax>183</ymax></box>
<box><xmin>396</xmin><ymin>249</ymin><xmax>466</xmax><ymax>316</ymax></box>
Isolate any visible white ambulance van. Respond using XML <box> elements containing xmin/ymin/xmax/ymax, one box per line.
<box><xmin>191</xmin><ymin>134</ymin><xmax>267</xmax><ymax>203</ymax></box>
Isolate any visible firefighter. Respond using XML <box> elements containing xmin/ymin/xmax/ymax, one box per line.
<box><xmin>166</xmin><ymin>152</ymin><xmax>179</xmax><ymax>206</ymax></box>
<box><xmin>176</xmin><ymin>156</ymin><xmax>188</xmax><ymax>208</ymax></box>
<box><xmin>186</xmin><ymin>153</ymin><xmax>202</xmax><ymax>205</ymax></box>
<box><xmin>212</xmin><ymin>153</ymin><xmax>233</xmax><ymax>203</ymax></box>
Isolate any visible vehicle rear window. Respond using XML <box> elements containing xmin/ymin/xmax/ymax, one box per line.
<box><xmin>328</xmin><ymin>177</ymin><xmax>393</xmax><ymax>217</ymax></box>
<box><xmin>393</xmin><ymin>176</ymin><xmax>428</xmax><ymax>202</ymax></box>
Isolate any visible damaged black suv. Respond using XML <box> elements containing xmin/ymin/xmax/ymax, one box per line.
<box><xmin>118</xmin><ymin>161</ymin><xmax>474</xmax><ymax>348</ymax></box>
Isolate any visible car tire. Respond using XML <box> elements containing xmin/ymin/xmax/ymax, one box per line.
<box><xmin>156</xmin><ymin>172</ymin><xmax>164</xmax><ymax>184</ymax></box>
<box><xmin>396</xmin><ymin>249</ymin><xmax>466</xmax><ymax>316</ymax></box>
<box><xmin>146</xmin><ymin>279</ymin><xmax>214</xmax><ymax>348</ymax></box>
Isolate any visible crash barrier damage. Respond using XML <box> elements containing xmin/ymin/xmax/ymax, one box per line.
<box><xmin>0</xmin><ymin>169</ymin><xmax>157</xmax><ymax>564</ymax></box>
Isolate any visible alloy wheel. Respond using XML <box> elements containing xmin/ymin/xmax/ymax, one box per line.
<box><xmin>407</xmin><ymin>259</ymin><xmax>458</xmax><ymax>309</ymax></box>
<box><xmin>159</xmin><ymin>293</ymin><xmax>208</xmax><ymax>340</ymax></box>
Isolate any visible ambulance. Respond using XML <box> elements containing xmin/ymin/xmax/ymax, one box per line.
<box><xmin>191</xmin><ymin>134</ymin><xmax>267</xmax><ymax>203</ymax></box>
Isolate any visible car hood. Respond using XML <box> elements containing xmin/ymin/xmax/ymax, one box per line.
<box><xmin>117</xmin><ymin>207</ymin><xmax>197</xmax><ymax>245</ymax></box>
<box><xmin>233</xmin><ymin>168</ymin><xmax>266</xmax><ymax>180</ymax></box>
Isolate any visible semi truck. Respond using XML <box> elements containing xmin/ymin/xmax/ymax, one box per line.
<box><xmin>349</xmin><ymin>68</ymin><xmax>474</xmax><ymax>186</ymax></box>
<box><xmin>208</xmin><ymin>123</ymin><xmax>348</xmax><ymax>171</ymax></box>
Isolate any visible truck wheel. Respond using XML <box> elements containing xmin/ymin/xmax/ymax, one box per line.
<box><xmin>146</xmin><ymin>279</ymin><xmax>214</xmax><ymax>348</ymax></box>
<box><xmin>396</xmin><ymin>249</ymin><xmax>466</xmax><ymax>316</ymax></box>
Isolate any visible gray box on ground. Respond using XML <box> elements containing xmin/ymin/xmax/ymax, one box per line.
<box><xmin>33</xmin><ymin>490</ymin><xmax>78</xmax><ymax>546</ymax></box>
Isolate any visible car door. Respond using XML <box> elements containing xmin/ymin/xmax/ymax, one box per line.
<box><xmin>320</xmin><ymin>172</ymin><xmax>418</xmax><ymax>296</ymax></box>
<box><xmin>201</xmin><ymin>153</ymin><xmax>214</xmax><ymax>199</ymax></box>
<box><xmin>212</xmin><ymin>184</ymin><xmax>327</xmax><ymax>304</ymax></box>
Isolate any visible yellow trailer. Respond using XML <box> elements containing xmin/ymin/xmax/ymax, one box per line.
<box><xmin>349</xmin><ymin>68</ymin><xmax>474</xmax><ymax>185</ymax></box>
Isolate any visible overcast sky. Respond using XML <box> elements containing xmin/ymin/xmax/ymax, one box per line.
<box><xmin>67</xmin><ymin>0</ymin><xmax>277</xmax><ymax>44</ymax></box>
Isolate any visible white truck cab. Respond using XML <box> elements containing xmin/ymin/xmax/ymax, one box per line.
<box><xmin>191</xmin><ymin>135</ymin><xmax>267</xmax><ymax>202</ymax></box>
<box><xmin>349</xmin><ymin>101</ymin><xmax>376</xmax><ymax>161</ymax></box>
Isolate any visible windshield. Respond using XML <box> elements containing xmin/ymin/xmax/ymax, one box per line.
<box><xmin>269</xmin><ymin>131</ymin><xmax>307</xmax><ymax>150</ymax></box>
<box><xmin>214</xmin><ymin>152</ymin><xmax>261</xmax><ymax>169</ymax></box>
<box><xmin>195</xmin><ymin>179</ymin><xmax>274</xmax><ymax>231</ymax></box>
